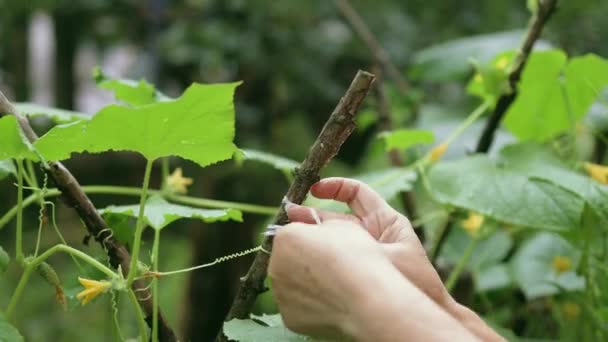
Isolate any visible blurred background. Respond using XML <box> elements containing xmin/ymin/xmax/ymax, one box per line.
<box><xmin>0</xmin><ymin>0</ymin><xmax>607</xmax><ymax>341</ymax></box>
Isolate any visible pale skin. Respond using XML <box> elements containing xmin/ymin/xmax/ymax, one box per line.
<box><xmin>268</xmin><ymin>177</ymin><xmax>505</xmax><ymax>341</ymax></box>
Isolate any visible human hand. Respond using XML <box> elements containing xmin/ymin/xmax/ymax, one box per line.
<box><xmin>285</xmin><ymin>177</ymin><xmax>449</xmax><ymax>307</ymax></box>
<box><xmin>268</xmin><ymin>220</ymin><xmax>397</xmax><ymax>340</ymax></box>
<box><xmin>269</xmin><ymin>219</ymin><xmax>480</xmax><ymax>341</ymax></box>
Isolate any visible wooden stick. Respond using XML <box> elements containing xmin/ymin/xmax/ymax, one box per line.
<box><xmin>220</xmin><ymin>70</ymin><xmax>375</xmax><ymax>334</ymax></box>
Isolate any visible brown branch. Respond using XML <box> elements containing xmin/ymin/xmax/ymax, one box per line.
<box><xmin>373</xmin><ymin>66</ymin><xmax>424</xmax><ymax>242</ymax></box>
<box><xmin>475</xmin><ymin>0</ymin><xmax>558</xmax><ymax>153</ymax></box>
<box><xmin>433</xmin><ymin>0</ymin><xmax>558</xmax><ymax>266</ymax></box>
<box><xmin>218</xmin><ymin>70</ymin><xmax>375</xmax><ymax>337</ymax></box>
<box><xmin>0</xmin><ymin>92</ymin><xmax>177</xmax><ymax>341</ymax></box>
<box><xmin>334</xmin><ymin>0</ymin><xmax>409</xmax><ymax>94</ymax></box>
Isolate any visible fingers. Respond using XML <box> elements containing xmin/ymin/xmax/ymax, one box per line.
<box><xmin>310</xmin><ymin>178</ymin><xmax>391</xmax><ymax>219</ymax></box>
<box><xmin>286</xmin><ymin>203</ymin><xmax>361</xmax><ymax>225</ymax></box>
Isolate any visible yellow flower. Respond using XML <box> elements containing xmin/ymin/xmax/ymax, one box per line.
<box><xmin>584</xmin><ymin>162</ymin><xmax>608</xmax><ymax>184</ymax></box>
<box><xmin>552</xmin><ymin>255</ymin><xmax>572</xmax><ymax>274</ymax></box>
<box><xmin>561</xmin><ymin>301</ymin><xmax>581</xmax><ymax>320</ymax></box>
<box><xmin>166</xmin><ymin>167</ymin><xmax>193</xmax><ymax>194</ymax></box>
<box><xmin>461</xmin><ymin>212</ymin><xmax>484</xmax><ymax>236</ymax></box>
<box><xmin>76</xmin><ymin>277</ymin><xmax>111</xmax><ymax>305</ymax></box>
<box><xmin>495</xmin><ymin>56</ymin><xmax>509</xmax><ymax>71</ymax></box>
<box><xmin>429</xmin><ymin>143</ymin><xmax>448</xmax><ymax>162</ymax></box>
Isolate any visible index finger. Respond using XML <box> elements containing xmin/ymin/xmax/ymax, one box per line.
<box><xmin>310</xmin><ymin>177</ymin><xmax>391</xmax><ymax>218</ymax></box>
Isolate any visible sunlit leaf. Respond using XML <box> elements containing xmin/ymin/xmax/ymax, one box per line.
<box><xmin>224</xmin><ymin>314</ymin><xmax>308</xmax><ymax>342</ymax></box>
<box><xmin>511</xmin><ymin>232</ymin><xmax>585</xmax><ymax>299</ymax></box>
<box><xmin>466</xmin><ymin>51</ymin><xmax>515</xmax><ymax>106</ymax></box>
<box><xmin>16</xmin><ymin>103</ymin><xmax>88</xmax><ymax>124</ymax></box>
<box><xmin>377</xmin><ymin>129</ymin><xmax>434</xmax><ymax>151</ymax></box>
<box><xmin>35</xmin><ymin>82</ymin><xmax>240</xmax><ymax>167</ymax></box>
<box><xmin>504</xmin><ymin>52</ymin><xmax>608</xmax><ymax>141</ymax></box>
<box><xmin>0</xmin><ymin>313</ymin><xmax>23</xmax><ymax>342</ymax></box>
<box><xmin>100</xmin><ymin>195</ymin><xmax>242</xmax><ymax>230</ymax></box>
<box><xmin>0</xmin><ymin>116</ymin><xmax>37</xmax><ymax>161</ymax></box>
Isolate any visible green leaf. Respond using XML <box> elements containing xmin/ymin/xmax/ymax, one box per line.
<box><xmin>0</xmin><ymin>245</ymin><xmax>9</xmax><ymax>274</ymax></box>
<box><xmin>224</xmin><ymin>314</ymin><xmax>308</xmax><ymax>342</ymax></box>
<box><xmin>35</xmin><ymin>82</ymin><xmax>240</xmax><ymax>167</ymax></box>
<box><xmin>15</xmin><ymin>103</ymin><xmax>88</xmax><ymax>124</ymax></box>
<box><xmin>100</xmin><ymin>195</ymin><xmax>242</xmax><ymax>230</ymax></box>
<box><xmin>238</xmin><ymin>149</ymin><xmax>299</xmax><ymax>175</ymax></box>
<box><xmin>93</xmin><ymin>67</ymin><xmax>168</xmax><ymax>106</ymax></box>
<box><xmin>411</xmin><ymin>30</ymin><xmax>551</xmax><ymax>82</ymax></box>
<box><xmin>511</xmin><ymin>232</ymin><xmax>585</xmax><ymax>299</ymax></box>
<box><xmin>428</xmin><ymin>154</ymin><xmax>584</xmax><ymax>231</ymax></box>
<box><xmin>504</xmin><ymin>52</ymin><xmax>608</xmax><ymax>141</ymax></box>
<box><xmin>0</xmin><ymin>116</ymin><xmax>37</xmax><ymax>161</ymax></box>
<box><xmin>377</xmin><ymin>129</ymin><xmax>434</xmax><ymax>151</ymax></box>
<box><xmin>101</xmin><ymin>212</ymin><xmax>135</xmax><ymax>247</ymax></box>
<box><xmin>0</xmin><ymin>313</ymin><xmax>23</xmax><ymax>342</ymax></box>
<box><xmin>0</xmin><ymin>160</ymin><xmax>15</xmax><ymax>181</ymax></box>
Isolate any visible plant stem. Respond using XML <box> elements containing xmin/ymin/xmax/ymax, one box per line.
<box><xmin>445</xmin><ymin>237</ymin><xmax>479</xmax><ymax>292</ymax></box>
<box><xmin>161</xmin><ymin>158</ymin><xmax>169</xmax><ymax>193</ymax></box>
<box><xmin>152</xmin><ymin>229</ymin><xmax>161</xmax><ymax>342</ymax></box>
<box><xmin>128</xmin><ymin>288</ymin><xmax>149</xmax><ymax>342</ymax></box>
<box><xmin>15</xmin><ymin>159</ymin><xmax>24</xmax><ymax>263</ymax></box>
<box><xmin>0</xmin><ymin>186</ymin><xmax>277</xmax><ymax>232</ymax></box>
<box><xmin>5</xmin><ymin>266</ymin><xmax>33</xmax><ymax>319</ymax></box>
<box><xmin>127</xmin><ymin>160</ymin><xmax>154</xmax><ymax>286</ymax></box>
<box><xmin>5</xmin><ymin>244</ymin><xmax>117</xmax><ymax>319</ymax></box>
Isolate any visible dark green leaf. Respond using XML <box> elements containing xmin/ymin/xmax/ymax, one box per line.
<box><xmin>411</xmin><ymin>30</ymin><xmax>551</xmax><ymax>81</ymax></box>
<box><xmin>35</xmin><ymin>82</ymin><xmax>240</xmax><ymax>167</ymax></box>
<box><xmin>429</xmin><ymin>154</ymin><xmax>584</xmax><ymax>231</ymax></box>
<box><xmin>510</xmin><ymin>232</ymin><xmax>585</xmax><ymax>299</ymax></box>
<box><xmin>100</xmin><ymin>195</ymin><xmax>243</xmax><ymax>230</ymax></box>
<box><xmin>224</xmin><ymin>314</ymin><xmax>308</xmax><ymax>342</ymax></box>
<box><xmin>377</xmin><ymin>129</ymin><xmax>434</xmax><ymax>151</ymax></box>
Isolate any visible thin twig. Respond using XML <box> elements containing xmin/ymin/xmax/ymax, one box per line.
<box><xmin>475</xmin><ymin>0</ymin><xmax>558</xmax><ymax>153</ymax></box>
<box><xmin>218</xmin><ymin>70</ymin><xmax>375</xmax><ymax>339</ymax></box>
<box><xmin>334</xmin><ymin>0</ymin><xmax>409</xmax><ymax>93</ymax></box>
<box><xmin>0</xmin><ymin>92</ymin><xmax>177</xmax><ymax>341</ymax></box>
<box><xmin>373</xmin><ymin>66</ymin><xmax>424</xmax><ymax>242</ymax></box>
<box><xmin>433</xmin><ymin>0</ymin><xmax>558</xmax><ymax>266</ymax></box>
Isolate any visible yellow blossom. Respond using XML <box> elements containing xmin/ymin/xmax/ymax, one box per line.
<box><xmin>76</xmin><ymin>277</ymin><xmax>111</xmax><ymax>305</ymax></box>
<box><xmin>429</xmin><ymin>143</ymin><xmax>448</xmax><ymax>162</ymax></box>
<box><xmin>561</xmin><ymin>301</ymin><xmax>581</xmax><ymax>320</ymax></box>
<box><xmin>552</xmin><ymin>255</ymin><xmax>572</xmax><ymax>274</ymax></box>
<box><xmin>495</xmin><ymin>56</ymin><xmax>509</xmax><ymax>70</ymax></box>
<box><xmin>166</xmin><ymin>167</ymin><xmax>193</xmax><ymax>194</ymax></box>
<box><xmin>584</xmin><ymin>162</ymin><xmax>608</xmax><ymax>184</ymax></box>
<box><xmin>461</xmin><ymin>212</ymin><xmax>484</xmax><ymax>236</ymax></box>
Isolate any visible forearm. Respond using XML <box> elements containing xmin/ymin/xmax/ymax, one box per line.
<box><xmin>345</xmin><ymin>264</ymin><xmax>479</xmax><ymax>342</ymax></box>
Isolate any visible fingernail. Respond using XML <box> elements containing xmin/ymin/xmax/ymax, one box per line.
<box><xmin>264</xmin><ymin>224</ymin><xmax>284</xmax><ymax>236</ymax></box>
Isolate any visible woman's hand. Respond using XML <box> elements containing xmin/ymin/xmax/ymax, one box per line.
<box><xmin>286</xmin><ymin>177</ymin><xmax>449</xmax><ymax>307</ymax></box>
